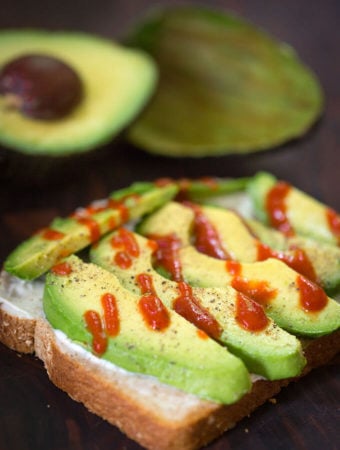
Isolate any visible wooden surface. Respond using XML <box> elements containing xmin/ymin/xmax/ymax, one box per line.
<box><xmin>0</xmin><ymin>1</ymin><xmax>339</xmax><ymax>449</ymax></box>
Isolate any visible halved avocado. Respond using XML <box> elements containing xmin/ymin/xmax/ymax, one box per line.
<box><xmin>0</xmin><ymin>29</ymin><xmax>157</xmax><ymax>156</ymax></box>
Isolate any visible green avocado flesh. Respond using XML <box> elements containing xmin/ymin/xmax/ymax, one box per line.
<box><xmin>43</xmin><ymin>255</ymin><xmax>250</xmax><ymax>404</ymax></box>
<box><xmin>5</xmin><ymin>172</ymin><xmax>340</xmax><ymax>400</ymax></box>
<box><xmin>136</xmin><ymin>201</ymin><xmax>340</xmax><ymax>337</ymax></box>
<box><xmin>126</xmin><ymin>6</ymin><xmax>323</xmax><ymax>157</ymax></box>
<box><xmin>0</xmin><ymin>30</ymin><xmax>157</xmax><ymax>156</ymax></box>
<box><xmin>4</xmin><ymin>182</ymin><xmax>178</xmax><ymax>280</ymax></box>
<box><xmin>91</xmin><ymin>230</ymin><xmax>306</xmax><ymax>380</ymax></box>
<box><xmin>248</xmin><ymin>172</ymin><xmax>340</xmax><ymax>246</ymax></box>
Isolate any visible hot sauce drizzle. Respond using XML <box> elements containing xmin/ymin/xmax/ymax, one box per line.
<box><xmin>101</xmin><ymin>293</ymin><xmax>120</xmax><ymax>337</ymax></box>
<box><xmin>136</xmin><ymin>273</ymin><xmax>170</xmax><ymax>331</ymax></box>
<box><xmin>235</xmin><ymin>292</ymin><xmax>269</xmax><ymax>332</ymax></box>
<box><xmin>70</xmin><ymin>193</ymin><xmax>138</xmax><ymax>243</ymax></box>
<box><xmin>84</xmin><ymin>310</ymin><xmax>107</xmax><ymax>355</ymax></box>
<box><xmin>173</xmin><ymin>281</ymin><xmax>222</xmax><ymax>339</ymax></box>
<box><xmin>296</xmin><ymin>275</ymin><xmax>328</xmax><ymax>312</ymax></box>
<box><xmin>75</xmin><ymin>216</ymin><xmax>101</xmax><ymax>243</ymax></box>
<box><xmin>326</xmin><ymin>208</ymin><xmax>340</xmax><ymax>245</ymax></box>
<box><xmin>147</xmin><ymin>233</ymin><xmax>183</xmax><ymax>281</ymax></box>
<box><xmin>41</xmin><ymin>228</ymin><xmax>65</xmax><ymax>241</ymax></box>
<box><xmin>231</xmin><ymin>278</ymin><xmax>277</xmax><ymax>307</ymax></box>
<box><xmin>187</xmin><ymin>203</ymin><xmax>230</xmax><ymax>260</ymax></box>
<box><xmin>51</xmin><ymin>261</ymin><xmax>73</xmax><ymax>276</ymax></box>
<box><xmin>226</xmin><ymin>260</ymin><xmax>276</xmax><ymax>306</ymax></box>
<box><xmin>257</xmin><ymin>241</ymin><xmax>317</xmax><ymax>282</ymax></box>
<box><xmin>266</xmin><ymin>182</ymin><xmax>294</xmax><ymax>236</ymax></box>
<box><xmin>111</xmin><ymin>228</ymin><xmax>140</xmax><ymax>270</ymax></box>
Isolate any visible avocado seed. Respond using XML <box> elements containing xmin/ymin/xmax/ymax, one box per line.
<box><xmin>0</xmin><ymin>54</ymin><xmax>83</xmax><ymax>120</ymax></box>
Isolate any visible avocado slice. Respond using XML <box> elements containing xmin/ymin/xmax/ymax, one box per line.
<box><xmin>91</xmin><ymin>229</ymin><xmax>306</xmax><ymax>380</ymax></box>
<box><xmin>246</xmin><ymin>219</ymin><xmax>340</xmax><ymax>294</ymax></box>
<box><xmin>138</xmin><ymin>201</ymin><xmax>340</xmax><ymax>292</ymax></box>
<box><xmin>4</xmin><ymin>182</ymin><xmax>178</xmax><ymax>280</ymax></box>
<box><xmin>247</xmin><ymin>172</ymin><xmax>340</xmax><ymax>246</ymax></box>
<box><xmin>137</xmin><ymin>201</ymin><xmax>340</xmax><ymax>337</ymax></box>
<box><xmin>43</xmin><ymin>255</ymin><xmax>250</xmax><ymax>404</ymax></box>
<box><xmin>0</xmin><ymin>30</ymin><xmax>157</xmax><ymax>156</ymax></box>
<box><xmin>179</xmin><ymin>248</ymin><xmax>340</xmax><ymax>338</ymax></box>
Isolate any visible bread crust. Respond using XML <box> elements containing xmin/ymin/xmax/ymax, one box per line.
<box><xmin>0</xmin><ymin>307</ymin><xmax>35</xmax><ymax>353</ymax></box>
<box><xmin>34</xmin><ymin>319</ymin><xmax>340</xmax><ymax>450</ymax></box>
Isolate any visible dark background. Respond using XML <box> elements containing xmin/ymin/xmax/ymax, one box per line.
<box><xmin>0</xmin><ymin>1</ymin><xmax>339</xmax><ymax>449</ymax></box>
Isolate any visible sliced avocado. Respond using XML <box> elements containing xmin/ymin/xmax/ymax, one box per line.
<box><xmin>0</xmin><ymin>30</ymin><xmax>157</xmax><ymax>156</ymax></box>
<box><xmin>137</xmin><ymin>201</ymin><xmax>340</xmax><ymax>336</ymax></box>
<box><xmin>247</xmin><ymin>172</ymin><xmax>340</xmax><ymax>246</ymax></box>
<box><xmin>43</xmin><ymin>255</ymin><xmax>250</xmax><ymax>404</ymax></box>
<box><xmin>4</xmin><ymin>182</ymin><xmax>178</xmax><ymax>280</ymax></box>
<box><xmin>91</xmin><ymin>230</ymin><xmax>306</xmax><ymax>380</ymax></box>
<box><xmin>247</xmin><ymin>219</ymin><xmax>340</xmax><ymax>294</ymax></box>
<box><xmin>179</xmin><ymin>248</ymin><xmax>340</xmax><ymax>338</ymax></box>
<box><xmin>139</xmin><ymin>201</ymin><xmax>340</xmax><ymax>293</ymax></box>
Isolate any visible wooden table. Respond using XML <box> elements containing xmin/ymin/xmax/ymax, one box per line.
<box><xmin>0</xmin><ymin>1</ymin><xmax>339</xmax><ymax>449</ymax></box>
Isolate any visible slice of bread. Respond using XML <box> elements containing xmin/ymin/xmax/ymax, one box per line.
<box><xmin>34</xmin><ymin>319</ymin><xmax>340</xmax><ymax>450</ymax></box>
<box><xmin>1</xmin><ymin>269</ymin><xmax>339</xmax><ymax>450</ymax></box>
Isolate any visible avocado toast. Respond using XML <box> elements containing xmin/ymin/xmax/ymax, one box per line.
<box><xmin>1</xmin><ymin>173</ymin><xmax>339</xmax><ymax>450</ymax></box>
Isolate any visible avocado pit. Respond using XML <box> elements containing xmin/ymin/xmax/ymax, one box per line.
<box><xmin>0</xmin><ymin>53</ymin><xmax>83</xmax><ymax>120</ymax></box>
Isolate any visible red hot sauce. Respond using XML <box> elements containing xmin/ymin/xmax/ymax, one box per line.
<box><xmin>136</xmin><ymin>273</ymin><xmax>170</xmax><ymax>331</ymax></box>
<box><xmin>173</xmin><ymin>281</ymin><xmax>222</xmax><ymax>340</ymax></box>
<box><xmin>266</xmin><ymin>182</ymin><xmax>294</xmax><ymax>236</ymax></box>
<box><xmin>147</xmin><ymin>233</ymin><xmax>183</xmax><ymax>282</ymax></box>
<box><xmin>187</xmin><ymin>203</ymin><xmax>230</xmax><ymax>260</ymax></box>
<box><xmin>51</xmin><ymin>261</ymin><xmax>73</xmax><ymax>276</ymax></box>
<box><xmin>101</xmin><ymin>293</ymin><xmax>120</xmax><ymax>337</ymax></box>
<box><xmin>84</xmin><ymin>310</ymin><xmax>107</xmax><ymax>355</ymax></box>
<box><xmin>326</xmin><ymin>208</ymin><xmax>340</xmax><ymax>245</ymax></box>
<box><xmin>41</xmin><ymin>228</ymin><xmax>65</xmax><ymax>241</ymax></box>
<box><xmin>226</xmin><ymin>260</ymin><xmax>276</xmax><ymax>307</ymax></box>
<box><xmin>257</xmin><ymin>241</ymin><xmax>317</xmax><ymax>282</ymax></box>
<box><xmin>75</xmin><ymin>216</ymin><xmax>101</xmax><ymax>243</ymax></box>
<box><xmin>111</xmin><ymin>228</ymin><xmax>140</xmax><ymax>270</ymax></box>
<box><xmin>296</xmin><ymin>275</ymin><xmax>328</xmax><ymax>312</ymax></box>
<box><xmin>235</xmin><ymin>292</ymin><xmax>269</xmax><ymax>332</ymax></box>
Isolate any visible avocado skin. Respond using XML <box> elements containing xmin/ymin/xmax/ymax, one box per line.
<box><xmin>4</xmin><ymin>183</ymin><xmax>178</xmax><ymax>280</ymax></box>
<box><xmin>43</xmin><ymin>255</ymin><xmax>251</xmax><ymax>404</ymax></box>
<box><xmin>91</xmin><ymin>229</ymin><xmax>306</xmax><ymax>381</ymax></box>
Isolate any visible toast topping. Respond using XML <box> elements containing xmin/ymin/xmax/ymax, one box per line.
<box><xmin>326</xmin><ymin>208</ymin><xmax>340</xmax><ymax>245</ymax></box>
<box><xmin>297</xmin><ymin>276</ymin><xmax>328</xmax><ymax>312</ymax></box>
<box><xmin>84</xmin><ymin>309</ymin><xmax>107</xmax><ymax>355</ymax></box>
<box><xmin>189</xmin><ymin>203</ymin><xmax>230</xmax><ymax>260</ymax></box>
<box><xmin>101</xmin><ymin>293</ymin><xmax>120</xmax><ymax>337</ymax></box>
<box><xmin>266</xmin><ymin>181</ymin><xmax>294</xmax><ymax>236</ymax></box>
<box><xmin>111</xmin><ymin>228</ymin><xmax>140</xmax><ymax>269</ymax></box>
<box><xmin>40</xmin><ymin>228</ymin><xmax>66</xmax><ymax>241</ymax></box>
<box><xmin>149</xmin><ymin>233</ymin><xmax>182</xmax><ymax>281</ymax></box>
<box><xmin>256</xmin><ymin>241</ymin><xmax>317</xmax><ymax>282</ymax></box>
<box><xmin>235</xmin><ymin>292</ymin><xmax>269</xmax><ymax>332</ymax></box>
<box><xmin>51</xmin><ymin>261</ymin><xmax>73</xmax><ymax>276</ymax></box>
<box><xmin>174</xmin><ymin>281</ymin><xmax>222</xmax><ymax>340</ymax></box>
<box><xmin>137</xmin><ymin>273</ymin><xmax>170</xmax><ymax>331</ymax></box>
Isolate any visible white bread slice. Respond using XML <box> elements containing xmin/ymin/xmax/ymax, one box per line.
<box><xmin>0</xmin><ymin>271</ymin><xmax>44</xmax><ymax>353</ymax></box>
<box><xmin>1</xmin><ymin>268</ymin><xmax>340</xmax><ymax>449</ymax></box>
<box><xmin>33</xmin><ymin>319</ymin><xmax>339</xmax><ymax>450</ymax></box>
